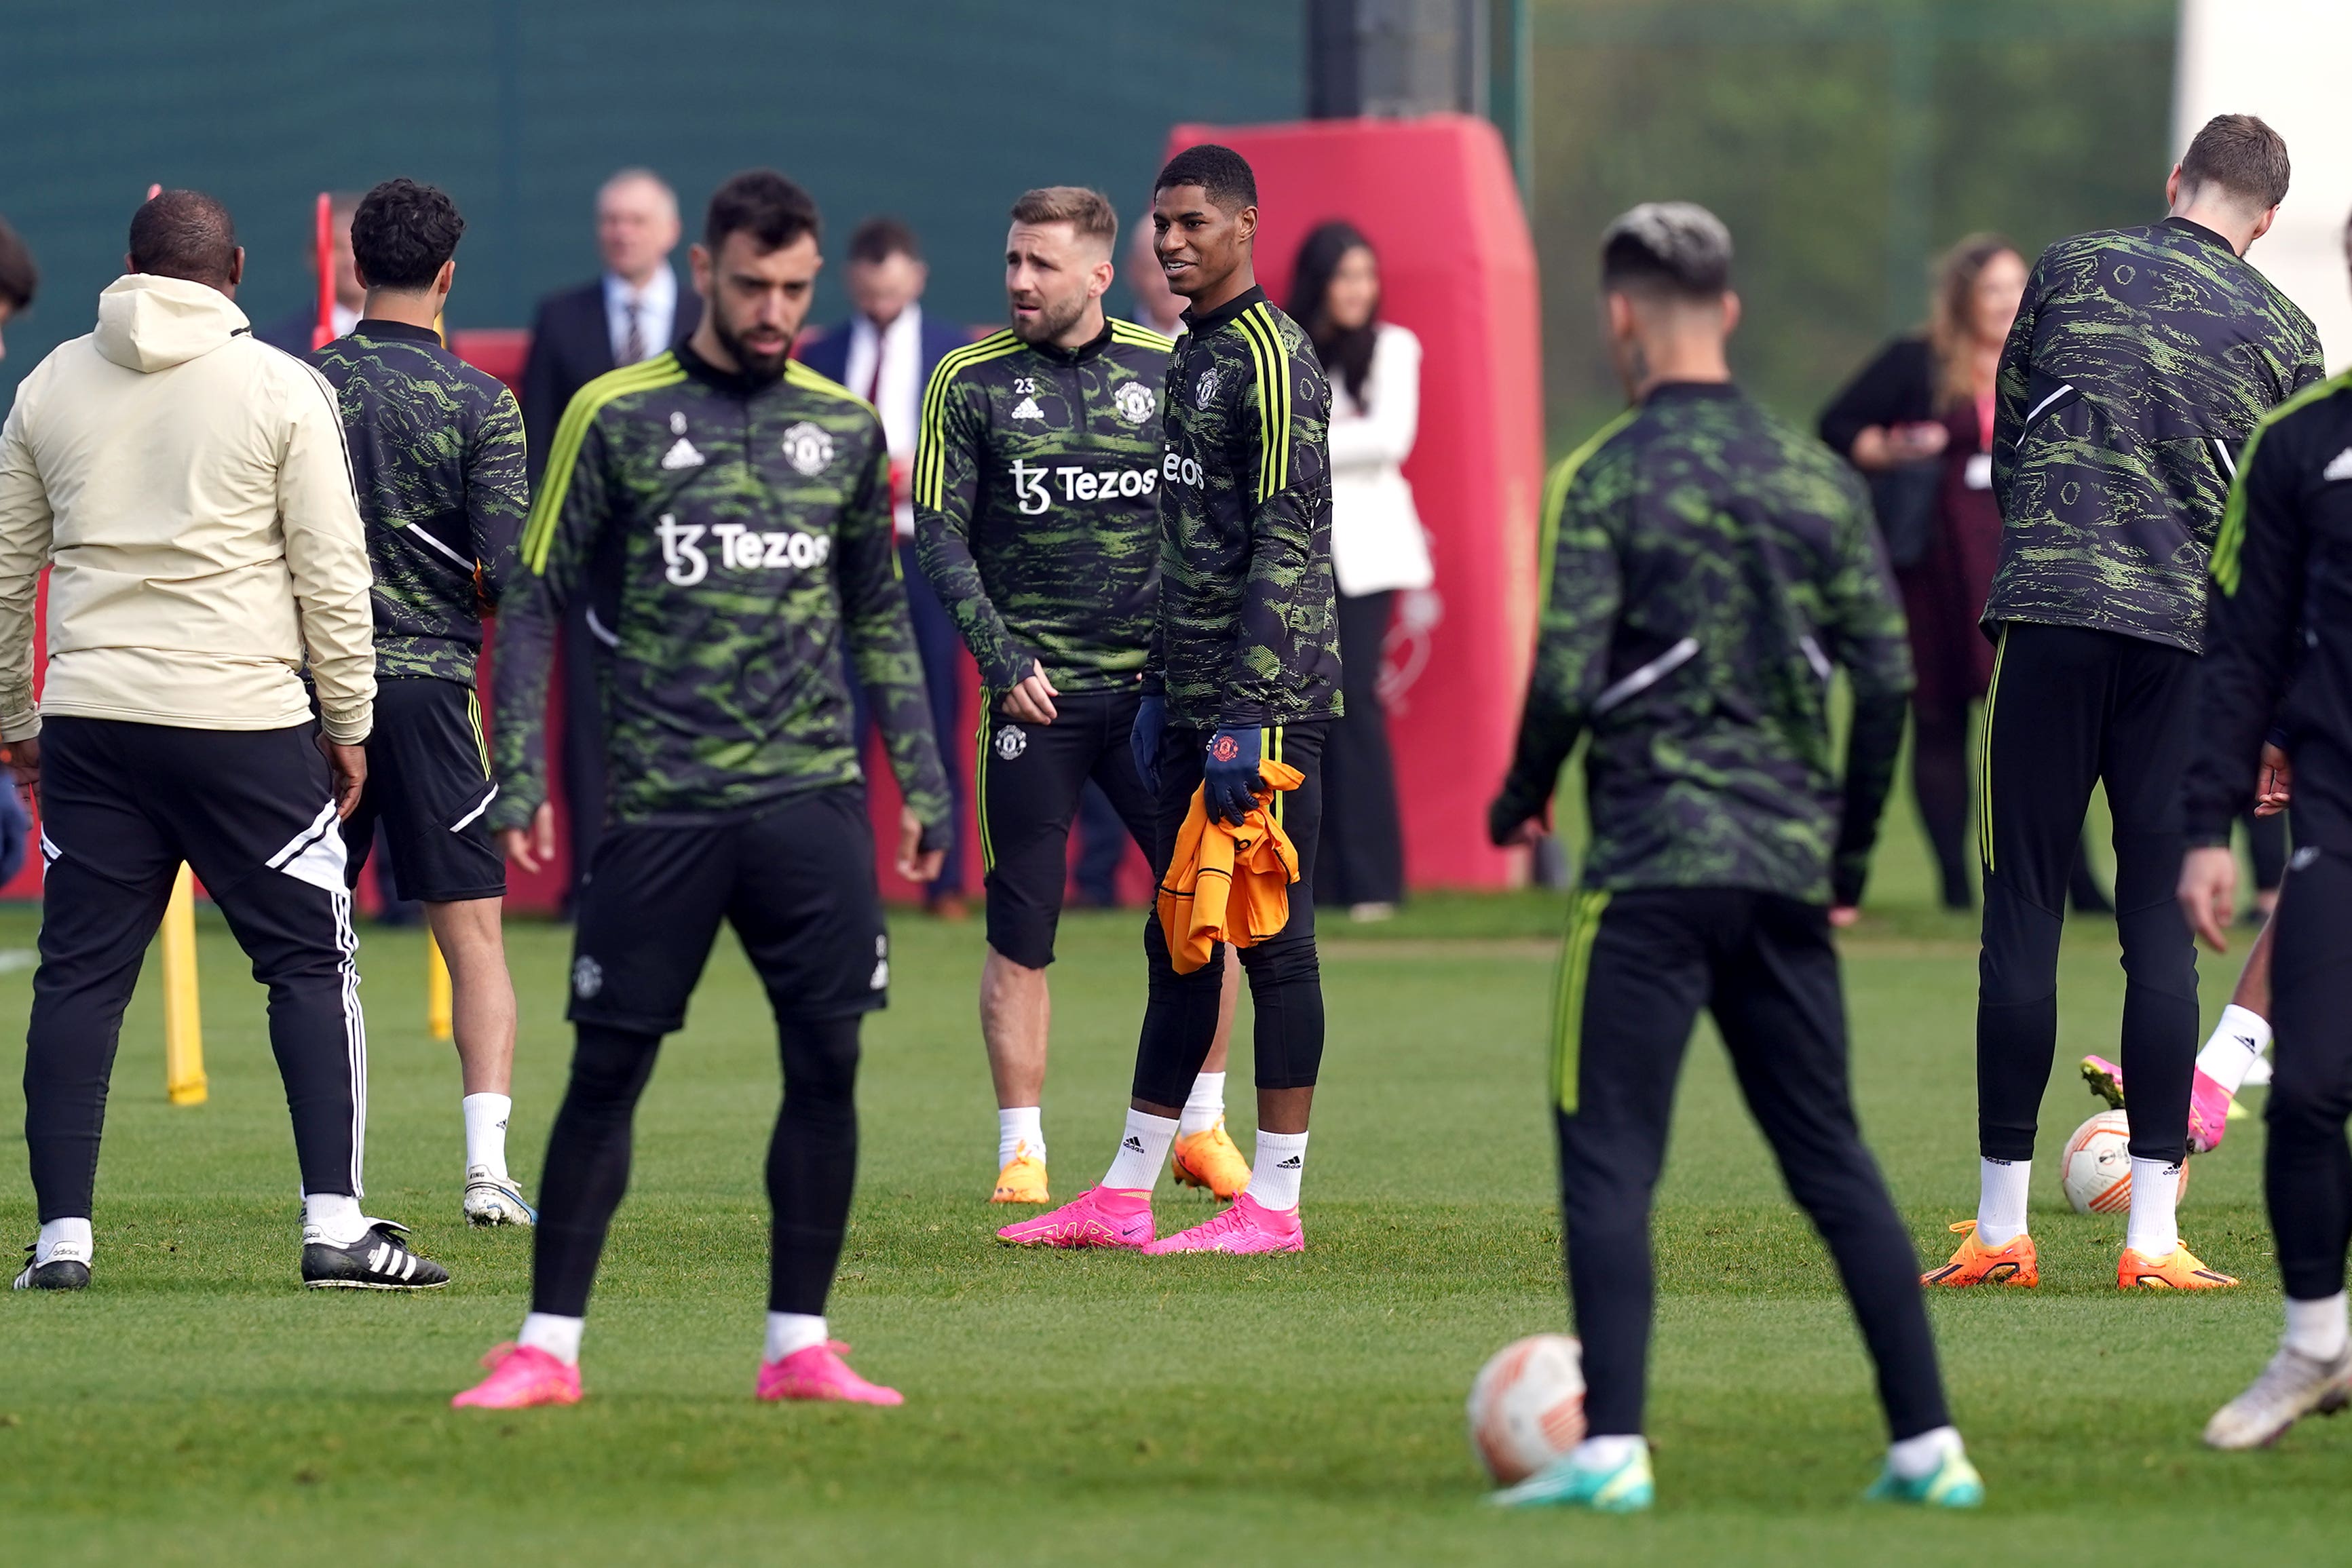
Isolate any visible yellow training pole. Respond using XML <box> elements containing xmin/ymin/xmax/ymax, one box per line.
<box><xmin>427</xmin><ymin>930</ymin><xmax>453</xmax><ymax>1041</ymax></box>
<box><xmin>162</xmin><ymin>864</ymin><xmax>207</xmax><ymax>1105</ymax></box>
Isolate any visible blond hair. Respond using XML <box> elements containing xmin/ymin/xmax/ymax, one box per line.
<box><xmin>1928</xmin><ymin>232</ymin><xmax>2018</xmax><ymax>409</ymax></box>
<box><xmin>1009</xmin><ymin>187</ymin><xmax>1118</xmax><ymax>251</ymax></box>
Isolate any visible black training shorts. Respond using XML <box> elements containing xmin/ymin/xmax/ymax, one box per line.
<box><xmin>565</xmin><ymin>786</ymin><xmax>889</xmax><ymax>1035</ymax></box>
<box><xmin>976</xmin><ymin>686</ymin><xmax>1155</xmax><ymax>969</ymax></box>
<box><xmin>341</xmin><ymin>675</ymin><xmax>505</xmax><ymax>904</ymax></box>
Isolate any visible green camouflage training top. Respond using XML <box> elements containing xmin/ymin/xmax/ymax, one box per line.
<box><xmin>1985</xmin><ymin>217</ymin><xmax>2325</xmax><ymax>654</ymax></box>
<box><xmin>489</xmin><ymin>343</ymin><xmax>951</xmax><ymax>835</ymax></box>
<box><xmin>309</xmin><ymin>320</ymin><xmax>529</xmax><ymax>685</ymax></box>
<box><xmin>912</xmin><ymin>318</ymin><xmax>1171</xmax><ymax>691</ymax></box>
<box><xmin>1149</xmin><ymin>286</ymin><xmax>1342</xmax><ymax>729</ymax></box>
<box><xmin>1494</xmin><ymin>383</ymin><xmax>1914</xmax><ymax>904</ymax></box>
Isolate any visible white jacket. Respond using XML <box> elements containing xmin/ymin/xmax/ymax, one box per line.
<box><xmin>0</xmin><ymin>274</ymin><xmax>375</xmax><ymax>744</ymax></box>
<box><xmin>1327</xmin><ymin>321</ymin><xmax>1434</xmax><ymax>597</ymax></box>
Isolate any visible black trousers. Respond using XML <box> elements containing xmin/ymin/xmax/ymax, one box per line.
<box><xmin>1976</xmin><ymin>624</ymin><xmax>2198</xmax><ymax>1165</ymax></box>
<box><xmin>1131</xmin><ymin>721</ymin><xmax>1327</xmax><ymax>1109</ymax></box>
<box><xmin>1553</xmin><ymin>885</ymin><xmax>1948</xmax><ymax>1440</ymax></box>
<box><xmin>2264</xmin><ymin>847</ymin><xmax>2352</xmax><ymax>1300</ymax></box>
<box><xmin>1320</xmin><ymin>590</ymin><xmax>1405</xmax><ymax>908</ymax></box>
<box><xmin>26</xmin><ymin>718</ymin><xmax>368</xmax><ymax>1218</ymax></box>
<box><xmin>529</xmin><ymin>790</ymin><xmax>884</xmax><ymax>1320</ymax></box>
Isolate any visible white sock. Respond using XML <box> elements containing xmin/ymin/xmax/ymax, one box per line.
<box><xmin>1179</xmin><ymin>1072</ymin><xmax>1227</xmax><ymax>1137</ymax></box>
<box><xmin>36</xmin><ymin>1217</ymin><xmax>93</xmax><ymax>1267</ymax></box>
<box><xmin>1102</xmin><ymin>1109</ymin><xmax>1177</xmax><ymax>1191</ymax></box>
<box><xmin>2196</xmin><ymin>1004</ymin><xmax>2272</xmax><ymax>1097</ymax></box>
<box><xmin>463</xmin><ymin>1092</ymin><xmax>512</xmax><ymax>1181</ymax></box>
<box><xmin>1886</xmin><ymin>1425</ymin><xmax>1963</xmax><ymax>1481</ymax></box>
<box><xmin>2125</xmin><ymin>1156</ymin><xmax>2182</xmax><ymax>1258</ymax></box>
<box><xmin>2243</xmin><ymin>1051</ymin><xmax>2273</xmax><ymax>1087</ymax></box>
<box><xmin>1975</xmin><ymin>1157</ymin><xmax>2030</xmax><ymax>1248</ymax></box>
<box><xmin>1571</xmin><ymin>1434</ymin><xmax>1646</xmax><ymax>1470</ymax></box>
<box><xmin>2285</xmin><ymin>1293</ymin><xmax>2350</xmax><ymax>1362</ymax></box>
<box><xmin>518</xmin><ymin>1311</ymin><xmax>584</xmax><ymax>1366</ymax></box>
<box><xmin>765</xmin><ymin>1312</ymin><xmax>829</xmax><ymax>1362</ymax></box>
<box><xmin>302</xmin><ymin>1192</ymin><xmax>368</xmax><ymax>1246</ymax></box>
<box><xmin>998</xmin><ymin>1105</ymin><xmax>1044</xmax><ymax>1168</ymax></box>
<box><xmin>1249</xmin><ymin>1130</ymin><xmax>1309</xmax><ymax>1211</ymax></box>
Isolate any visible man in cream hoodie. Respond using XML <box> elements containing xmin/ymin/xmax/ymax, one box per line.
<box><xmin>0</xmin><ymin>190</ymin><xmax>447</xmax><ymax>1292</ymax></box>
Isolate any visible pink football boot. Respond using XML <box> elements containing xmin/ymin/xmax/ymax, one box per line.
<box><xmin>757</xmin><ymin>1340</ymin><xmax>902</xmax><ymax>1406</ymax></box>
<box><xmin>451</xmin><ymin>1342</ymin><xmax>582</xmax><ymax>1409</ymax></box>
<box><xmin>2187</xmin><ymin>1067</ymin><xmax>2235</xmax><ymax>1155</ymax></box>
<box><xmin>994</xmin><ymin>1185</ymin><xmax>1152</xmax><ymax>1248</ymax></box>
<box><xmin>1141</xmin><ymin>1191</ymin><xmax>1304</xmax><ymax>1255</ymax></box>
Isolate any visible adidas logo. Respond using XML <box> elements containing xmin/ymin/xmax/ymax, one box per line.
<box><xmin>1276</xmin><ymin>1155</ymin><xmax>1302</xmax><ymax>1168</ymax></box>
<box><xmin>660</xmin><ymin>436</ymin><xmax>705</xmax><ymax>470</ymax></box>
<box><xmin>365</xmin><ymin>1242</ymin><xmax>420</xmax><ymax>1282</ymax></box>
<box><xmin>1012</xmin><ymin>396</ymin><xmax>1044</xmax><ymax>421</ymax></box>
<box><xmin>2326</xmin><ymin>446</ymin><xmax>2352</xmax><ymax>481</ymax></box>
<box><xmin>1122</xmin><ymin>1136</ymin><xmax>1145</xmax><ymax>1153</ymax></box>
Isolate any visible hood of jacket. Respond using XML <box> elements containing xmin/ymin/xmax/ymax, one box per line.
<box><xmin>92</xmin><ymin>273</ymin><xmax>252</xmax><ymax>374</ymax></box>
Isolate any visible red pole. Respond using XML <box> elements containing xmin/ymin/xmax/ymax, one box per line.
<box><xmin>312</xmin><ymin>191</ymin><xmax>335</xmax><ymax>350</ymax></box>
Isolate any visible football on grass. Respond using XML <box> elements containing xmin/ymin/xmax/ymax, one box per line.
<box><xmin>1468</xmin><ymin>1334</ymin><xmax>1586</xmax><ymax>1483</ymax></box>
<box><xmin>2062</xmin><ymin>1109</ymin><xmax>2190</xmax><ymax>1215</ymax></box>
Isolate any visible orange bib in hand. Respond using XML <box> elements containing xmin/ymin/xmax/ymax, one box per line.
<box><xmin>1155</xmin><ymin>759</ymin><xmax>1305</xmax><ymax>975</ymax></box>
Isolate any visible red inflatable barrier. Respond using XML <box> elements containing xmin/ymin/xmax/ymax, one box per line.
<box><xmin>1166</xmin><ymin>114</ymin><xmax>1545</xmax><ymax>889</ymax></box>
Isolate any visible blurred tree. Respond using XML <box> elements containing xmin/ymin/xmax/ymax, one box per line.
<box><xmin>1533</xmin><ymin>0</ymin><xmax>2176</xmax><ymax>451</ymax></box>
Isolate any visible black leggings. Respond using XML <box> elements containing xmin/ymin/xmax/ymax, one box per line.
<box><xmin>532</xmin><ymin>1015</ymin><xmax>862</xmax><ymax>1318</ymax></box>
<box><xmin>2266</xmin><ymin>852</ymin><xmax>2352</xmax><ymax>1301</ymax></box>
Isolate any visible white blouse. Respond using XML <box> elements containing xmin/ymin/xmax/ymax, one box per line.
<box><xmin>1326</xmin><ymin>322</ymin><xmax>1434</xmax><ymax>596</ymax></box>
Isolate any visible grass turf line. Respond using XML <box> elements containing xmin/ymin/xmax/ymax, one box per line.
<box><xmin>0</xmin><ymin>811</ymin><xmax>2342</xmax><ymax>1563</ymax></box>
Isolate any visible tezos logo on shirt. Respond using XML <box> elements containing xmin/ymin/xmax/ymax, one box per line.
<box><xmin>658</xmin><ymin>512</ymin><xmax>833</xmax><ymax>586</ymax></box>
<box><xmin>1162</xmin><ymin>449</ymin><xmax>1207</xmax><ymax>489</ymax></box>
<box><xmin>1010</xmin><ymin>457</ymin><xmax>1159</xmax><ymax>516</ymax></box>
<box><xmin>781</xmin><ymin>421</ymin><xmax>835</xmax><ymax>476</ymax></box>
<box><xmin>1114</xmin><ymin>383</ymin><xmax>1158</xmax><ymax>425</ymax></box>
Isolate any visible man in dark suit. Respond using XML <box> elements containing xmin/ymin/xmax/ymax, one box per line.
<box><xmin>799</xmin><ymin>216</ymin><xmax>975</xmax><ymax>915</ymax></box>
<box><xmin>255</xmin><ymin>191</ymin><xmax>364</xmax><ymax>355</ymax></box>
<box><xmin>516</xmin><ymin>168</ymin><xmax>700</xmax><ymax>897</ymax></box>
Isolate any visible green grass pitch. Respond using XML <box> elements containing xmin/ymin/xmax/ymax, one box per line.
<box><xmin>2</xmin><ymin>815</ymin><xmax>2347</xmax><ymax>1565</ymax></box>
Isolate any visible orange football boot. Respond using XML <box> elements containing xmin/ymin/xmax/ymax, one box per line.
<box><xmin>991</xmin><ymin>1143</ymin><xmax>1049</xmax><ymax>1205</ymax></box>
<box><xmin>2118</xmin><ymin>1242</ymin><xmax>2238</xmax><ymax>1290</ymax></box>
<box><xmin>1922</xmin><ymin>1220</ymin><xmax>2038</xmax><ymax>1288</ymax></box>
<box><xmin>1170</xmin><ymin>1117</ymin><xmax>1251</xmax><ymax>1200</ymax></box>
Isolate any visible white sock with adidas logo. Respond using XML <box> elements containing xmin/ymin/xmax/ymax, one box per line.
<box><xmin>1102</xmin><ymin>1109</ymin><xmax>1177</xmax><ymax>1191</ymax></box>
<box><xmin>2196</xmin><ymin>1003</ymin><xmax>2271</xmax><ymax>1097</ymax></box>
<box><xmin>37</xmin><ymin>1217</ymin><xmax>92</xmax><ymax>1267</ymax></box>
<box><xmin>1251</xmin><ymin>1130</ymin><xmax>1308</xmax><ymax>1211</ymax></box>
<box><xmin>302</xmin><ymin>1192</ymin><xmax>368</xmax><ymax>1247</ymax></box>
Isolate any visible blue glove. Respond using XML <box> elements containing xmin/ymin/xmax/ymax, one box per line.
<box><xmin>1130</xmin><ymin>693</ymin><xmax>1166</xmax><ymax>796</ymax></box>
<box><xmin>1202</xmin><ymin>727</ymin><xmax>1263</xmax><ymax>826</ymax></box>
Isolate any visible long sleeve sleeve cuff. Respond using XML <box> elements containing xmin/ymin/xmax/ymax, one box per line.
<box><xmin>318</xmin><ymin>705</ymin><xmax>372</xmax><ymax>746</ymax></box>
<box><xmin>1</xmin><ymin>706</ymin><xmax>39</xmax><ymax>744</ymax></box>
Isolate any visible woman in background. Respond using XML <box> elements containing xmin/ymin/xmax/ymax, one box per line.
<box><xmin>1290</xmin><ymin>222</ymin><xmax>1430</xmax><ymax>921</ymax></box>
<box><xmin>1821</xmin><ymin>234</ymin><xmax>2110</xmax><ymax>918</ymax></box>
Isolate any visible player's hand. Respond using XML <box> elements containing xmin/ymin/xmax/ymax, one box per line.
<box><xmin>1202</xmin><ymin>727</ymin><xmax>1262</xmax><ymax>826</ymax></box>
<box><xmin>2255</xmin><ymin>742</ymin><xmax>2293</xmax><ymax>816</ymax></box>
<box><xmin>999</xmin><ymin>662</ymin><xmax>1059</xmax><ymax>725</ymax></box>
<box><xmin>2177</xmin><ymin>844</ymin><xmax>2238</xmax><ymax>955</ymax></box>
<box><xmin>320</xmin><ymin>737</ymin><xmax>367</xmax><ymax>820</ymax></box>
<box><xmin>499</xmin><ymin>802</ymin><xmax>557</xmax><ymax>873</ymax></box>
<box><xmin>1130</xmin><ymin>693</ymin><xmax>1166</xmax><ymax>795</ymax></box>
<box><xmin>5</xmin><ymin>735</ymin><xmax>39</xmax><ymax>809</ymax></box>
<box><xmin>1828</xmin><ymin>905</ymin><xmax>1861</xmax><ymax>928</ymax></box>
<box><xmin>897</xmin><ymin>806</ymin><xmax>945</xmax><ymax>883</ymax></box>
<box><xmin>1487</xmin><ymin>794</ymin><xmax>1548</xmax><ymax>848</ymax></box>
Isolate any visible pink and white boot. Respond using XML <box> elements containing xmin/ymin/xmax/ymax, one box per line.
<box><xmin>1141</xmin><ymin>1191</ymin><xmax>1304</xmax><ymax>1255</ymax></box>
<box><xmin>757</xmin><ymin>1340</ymin><xmax>903</xmax><ymax>1406</ymax></box>
<box><xmin>994</xmin><ymin>1185</ymin><xmax>1153</xmax><ymax>1248</ymax></box>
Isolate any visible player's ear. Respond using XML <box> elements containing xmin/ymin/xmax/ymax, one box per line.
<box><xmin>688</xmin><ymin>242</ymin><xmax>713</xmax><ymax>298</ymax></box>
<box><xmin>1720</xmin><ymin>290</ymin><xmax>1742</xmax><ymax>338</ymax></box>
<box><xmin>2249</xmin><ymin>206</ymin><xmax>2279</xmax><ymax>247</ymax></box>
<box><xmin>1090</xmin><ymin>257</ymin><xmax>1115</xmax><ymax>299</ymax></box>
<box><xmin>1234</xmin><ymin>204</ymin><xmax>1259</xmax><ymax>246</ymax></box>
<box><xmin>2164</xmin><ymin>164</ymin><xmax>2182</xmax><ymax>209</ymax></box>
<box><xmin>435</xmin><ymin>259</ymin><xmax>456</xmax><ymax>299</ymax></box>
<box><xmin>227</xmin><ymin>246</ymin><xmax>245</xmax><ymax>288</ymax></box>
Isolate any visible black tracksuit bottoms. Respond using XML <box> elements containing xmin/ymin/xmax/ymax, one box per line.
<box><xmin>1131</xmin><ymin>722</ymin><xmax>1327</xmax><ymax>1109</ymax></box>
<box><xmin>25</xmin><ymin>717</ymin><xmax>368</xmax><ymax>1219</ymax></box>
<box><xmin>1552</xmin><ymin>885</ymin><xmax>1949</xmax><ymax>1440</ymax></box>
<box><xmin>2263</xmin><ymin>846</ymin><xmax>2352</xmax><ymax>1301</ymax></box>
<box><xmin>1976</xmin><ymin>623</ymin><xmax>2199</xmax><ymax>1166</ymax></box>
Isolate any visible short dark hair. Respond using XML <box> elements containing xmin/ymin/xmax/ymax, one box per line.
<box><xmin>848</xmin><ymin>216</ymin><xmax>921</xmax><ymax>266</ymax></box>
<box><xmin>704</xmin><ymin>170</ymin><xmax>822</xmax><ymax>258</ymax></box>
<box><xmin>0</xmin><ymin>218</ymin><xmax>35</xmax><ymax>311</ymax></box>
<box><xmin>1599</xmin><ymin>202</ymin><xmax>1733</xmax><ymax>300</ymax></box>
<box><xmin>1155</xmin><ymin>145</ymin><xmax>1257</xmax><ymax>212</ymax></box>
<box><xmin>2179</xmin><ymin>113</ymin><xmax>2292</xmax><ymax>212</ymax></box>
<box><xmin>128</xmin><ymin>189</ymin><xmax>238</xmax><ymax>288</ymax></box>
<box><xmin>349</xmin><ymin>178</ymin><xmax>465</xmax><ymax>292</ymax></box>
